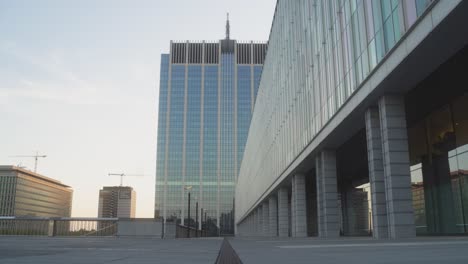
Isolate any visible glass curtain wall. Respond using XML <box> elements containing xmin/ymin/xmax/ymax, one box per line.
<box><xmin>238</xmin><ymin>0</ymin><xmax>435</xmax><ymax>220</ymax></box>
<box><xmin>0</xmin><ymin>176</ymin><xmax>16</xmax><ymax>216</ymax></box>
<box><xmin>185</xmin><ymin>65</ymin><xmax>202</xmax><ymax>227</ymax></box>
<box><xmin>166</xmin><ymin>65</ymin><xmax>185</xmax><ymax>222</ymax></box>
<box><xmin>156</xmin><ymin>41</ymin><xmax>265</xmax><ymax>235</ymax></box>
<box><xmin>155</xmin><ymin>54</ymin><xmax>169</xmax><ymax>219</ymax></box>
<box><xmin>408</xmin><ymin>94</ymin><xmax>468</xmax><ymax>235</ymax></box>
<box><xmin>203</xmin><ymin>65</ymin><xmax>219</xmax><ymax>232</ymax></box>
<box><xmin>220</xmin><ymin>53</ymin><xmax>235</xmax><ymax>234</ymax></box>
<box><xmin>14</xmin><ymin>176</ymin><xmax>72</xmax><ymax>217</ymax></box>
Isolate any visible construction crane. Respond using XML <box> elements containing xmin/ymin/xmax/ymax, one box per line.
<box><xmin>10</xmin><ymin>152</ymin><xmax>47</xmax><ymax>173</ymax></box>
<box><xmin>108</xmin><ymin>173</ymin><xmax>145</xmax><ymax>186</ymax></box>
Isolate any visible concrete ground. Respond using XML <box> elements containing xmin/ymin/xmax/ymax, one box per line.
<box><xmin>0</xmin><ymin>236</ymin><xmax>222</xmax><ymax>264</ymax></box>
<box><xmin>230</xmin><ymin>236</ymin><xmax>468</xmax><ymax>264</ymax></box>
<box><xmin>1</xmin><ymin>236</ymin><xmax>468</xmax><ymax>263</ymax></box>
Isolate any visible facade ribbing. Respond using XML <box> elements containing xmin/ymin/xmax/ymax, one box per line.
<box><xmin>155</xmin><ymin>39</ymin><xmax>266</xmax><ymax>235</ymax></box>
<box><xmin>236</xmin><ymin>0</ymin><xmax>468</xmax><ymax>238</ymax></box>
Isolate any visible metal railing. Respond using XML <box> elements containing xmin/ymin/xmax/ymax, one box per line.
<box><xmin>0</xmin><ymin>217</ymin><xmax>118</xmax><ymax>237</ymax></box>
<box><xmin>0</xmin><ymin>217</ymin><xmax>49</xmax><ymax>236</ymax></box>
<box><xmin>175</xmin><ymin>224</ymin><xmax>212</xmax><ymax>238</ymax></box>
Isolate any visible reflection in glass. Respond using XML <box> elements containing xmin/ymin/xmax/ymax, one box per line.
<box><xmin>408</xmin><ymin>93</ymin><xmax>468</xmax><ymax>234</ymax></box>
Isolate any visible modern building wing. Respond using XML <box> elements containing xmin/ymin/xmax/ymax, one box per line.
<box><xmin>0</xmin><ymin>166</ymin><xmax>73</xmax><ymax>217</ymax></box>
<box><xmin>236</xmin><ymin>0</ymin><xmax>468</xmax><ymax>238</ymax></box>
<box><xmin>155</xmin><ymin>20</ymin><xmax>267</xmax><ymax>235</ymax></box>
<box><xmin>98</xmin><ymin>186</ymin><xmax>136</xmax><ymax>218</ymax></box>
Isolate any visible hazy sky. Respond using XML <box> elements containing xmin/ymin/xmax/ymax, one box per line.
<box><xmin>0</xmin><ymin>0</ymin><xmax>275</xmax><ymax>217</ymax></box>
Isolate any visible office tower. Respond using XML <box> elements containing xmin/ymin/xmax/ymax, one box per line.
<box><xmin>155</xmin><ymin>17</ymin><xmax>267</xmax><ymax>235</ymax></box>
<box><xmin>236</xmin><ymin>0</ymin><xmax>468</xmax><ymax>239</ymax></box>
<box><xmin>98</xmin><ymin>186</ymin><xmax>136</xmax><ymax>218</ymax></box>
<box><xmin>0</xmin><ymin>165</ymin><xmax>72</xmax><ymax>217</ymax></box>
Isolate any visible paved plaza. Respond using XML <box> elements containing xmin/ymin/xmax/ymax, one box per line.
<box><xmin>231</xmin><ymin>237</ymin><xmax>468</xmax><ymax>264</ymax></box>
<box><xmin>1</xmin><ymin>236</ymin><xmax>468</xmax><ymax>263</ymax></box>
<box><xmin>0</xmin><ymin>236</ymin><xmax>222</xmax><ymax>264</ymax></box>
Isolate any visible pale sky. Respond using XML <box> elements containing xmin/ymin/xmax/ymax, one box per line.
<box><xmin>0</xmin><ymin>0</ymin><xmax>276</xmax><ymax>217</ymax></box>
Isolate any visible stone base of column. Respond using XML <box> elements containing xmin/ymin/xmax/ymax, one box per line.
<box><xmin>316</xmin><ymin>151</ymin><xmax>340</xmax><ymax>238</ymax></box>
<box><xmin>278</xmin><ymin>187</ymin><xmax>289</xmax><ymax>237</ymax></box>
<box><xmin>292</xmin><ymin>174</ymin><xmax>307</xmax><ymax>237</ymax></box>
<box><xmin>263</xmin><ymin>202</ymin><xmax>269</xmax><ymax>236</ymax></box>
<box><xmin>269</xmin><ymin>196</ymin><xmax>278</xmax><ymax>237</ymax></box>
<box><xmin>379</xmin><ymin>95</ymin><xmax>416</xmax><ymax>239</ymax></box>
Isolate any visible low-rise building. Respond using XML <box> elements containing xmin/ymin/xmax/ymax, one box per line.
<box><xmin>0</xmin><ymin>165</ymin><xmax>73</xmax><ymax>217</ymax></box>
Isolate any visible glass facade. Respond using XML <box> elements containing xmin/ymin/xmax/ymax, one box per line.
<box><xmin>154</xmin><ymin>54</ymin><xmax>169</xmax><ymax>219</ymax></box>
<box><xmin>0</xmin><ymin>175</ymin><xmax>16</xmax><ymax>216</ymax></box>
<box><xmin>409</xmin><ymin>96</ymin><xmax>468</xmax><ymax>234</ymax></box>
<box><xmin>236</xmin><ymin>0</ymin><xmax>443</xmax><ymax>231</ymax></box>
<box><xmin>155</xmin><ymin>41</ymin><xmax>266</xmax><ymax>234</ymax></box>
<box><xmin>407</xmin><ymin>56</ymin><xmax>468</xmax><ymax>235</ymax></box>
<box><xmin>0</xmin><ymin>167</ymin><xmax>73</xmax><ymax>217</ymax></box>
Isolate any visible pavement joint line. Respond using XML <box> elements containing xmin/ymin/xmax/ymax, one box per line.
<box><xmin>253</xmin><ymin>238</ymin><xmax>375</xmax><ymax>243</ymax></box>
<box><xmin>15</xmin><ymin>247</ymin><xmax>154</xmax><ymax>251</ymax></box>
<box><xmin>277</xmin><ymin>241</ymin><xmax>468</xmax><ymax>249</ymax></box>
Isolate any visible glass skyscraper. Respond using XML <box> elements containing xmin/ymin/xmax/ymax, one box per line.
<box><xmin>155</xmin><ymin>24</ymin><xmax>266</xmax><ymax>234</ymax></box>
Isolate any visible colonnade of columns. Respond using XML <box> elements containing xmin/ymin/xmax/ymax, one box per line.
<box><xmin>237</xmin><ymin>95</ymin><xmax>415</xmax><ymax>239</ymax></box>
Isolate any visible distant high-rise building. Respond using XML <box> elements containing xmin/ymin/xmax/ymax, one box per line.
<box><xmin>155</xmin><ymin>16</ymin><xmax>267</xmax><ymax>234</ymax></box>
<box><xmin>0</xmin><ymin>165</ymin><xmax>73</xmax><ymax>217</ymax></box>
<box><xmin>98</xmin><ymin>186</ymin><xmax>136</xmax><ymax>218</ymax></box>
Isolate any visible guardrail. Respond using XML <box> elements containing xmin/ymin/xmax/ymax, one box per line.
<box><xmin>0</xmin><ymin>217</ymin><xmax>118</xmax><ymax>237</ymax></box>
<box><xmin>176</xmin><ymin>224</ymin><xmax>207</xmax><ymax>238</ymax></box>
<box><xmin>0</xmin><ymin>217</ymin><xmax>221</xmax><ymax>238</ymax></box>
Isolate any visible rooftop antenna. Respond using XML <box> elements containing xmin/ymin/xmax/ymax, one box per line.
<box><xmin>226</xmin><ymin>12</ymin><xmax>230</xmax><ymax>40</ymax></box>
<box><xmin>10</xmin><ymin>151</ymin><xmax>47</xmax><ymax>172</ymax></box>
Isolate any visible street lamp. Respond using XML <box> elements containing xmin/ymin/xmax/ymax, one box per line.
<box><xmin>200</xmin><ymin>208</ymin><xmax>204</xmax><ymax>236</ymax></box>
<box><xmin>184</xmin><ymin>185</ymin><xmax>192</xmax><ymax>238</ymax></box>
<box><xmin>195</xmin><ymin>198</ymin><xmax>199</xmax><ymax>237</ymax></box>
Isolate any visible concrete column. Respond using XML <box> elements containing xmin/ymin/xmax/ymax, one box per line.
<box><xmin>249</xmin><ymin>213</ymin><xmax>253</xmax><ymax>236</ymax></box>
<box><xmin>278</xmin><ymin>187</ymin><xmax>289</xmax><ymax>237</ymax></box>
<box><xmin>254</xmin><ymin>207</ymin><xmax>258</xmax><ymax>236</ymax></box>
<box><xmin>365</xmin><ymin>107</ymin><xmax>389</xmax><ymax>239</ymax></box>
<box><xmin>316</xmin><ymin>150</ymin><xmax>340</xmax><ymax>238</ymax></box>
<box><xmin>291</xmin><ymin>184</ymin><xmax>295</xmax><ymax>237</ymax></box>
<box><xmin>252</xmin><ymin>213</ymin><xmax>255</xmax><ymax>235</ymax></box>
<box><xmin>251</xmin><ymin>214</ymin><xmax>254</xmax><ymax>235</ymax></box>
<box><xmin>315</xmin><ymin>155</ymin><xmax>324</xmax><ymax>236</ymax></box>
<box><xmin>245</xmin><ymin>217</ymin><xmax>248</xmax><ymax>236</ymax></box>
<box><xmin>255</xmin><ymin>209</ymin><xmax>259</xmax><ymax>236</ymax></box>
<box><xmin>378</xmin><ymin>95</ymin><xmax>415</xmax><ymax>238</ymax></box>
<box><xmin>258</xmin><ymin>206</ymin><xmax>263</xmax><ymax>236</ymax></box>
<box><xmin>291</xmin><ymin>174</ymin><xmax>307</xmax><ymax>237</ymax></box>
<box><xmin>269</xmin><ymin>195</ymin><xmax>278</xmax><ymax>237</ymax></box>
<box><xmin>243</xmin><ymin>220</ymin><xmax>246</xmax><ymax>236</ymax></box>
<box><xmin>255</xmin><ymin>207</ymin><xmax>259</xmax><ymax>236</ymax></box>
<box><xmin>263</xmin><ymin>201</ymin><xmax>269</xmax><ymax>236</ymax></box>
<box><xmin>245</xmin><ymin>216</ymin><xmax>248</xmax><ymax>235</ymax></box>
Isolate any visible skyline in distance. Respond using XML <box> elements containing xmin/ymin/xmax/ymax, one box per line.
<box><xmin>0</xmin><ymin>0</ymin><xmax>275</xmax><ymax>217</ymax></box>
